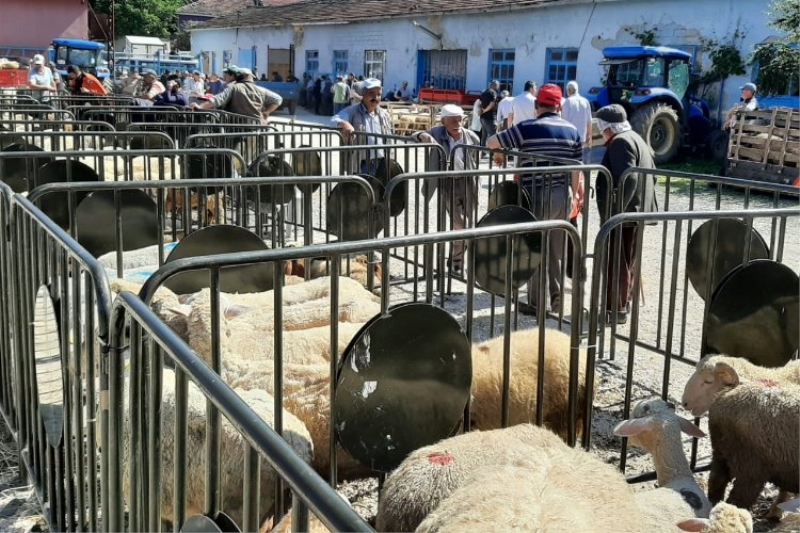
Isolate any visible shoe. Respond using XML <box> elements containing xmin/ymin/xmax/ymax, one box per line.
<box><xmin>518</xmin><ymin>302</ymin><xmax>538</xmax><ymax>316</ymax></box>
<box><xmin>447</xmin><ymin>259</ymin><xmax>463</xmax><ymax>276</ymax></box>
<box><xmin>550</xmin><ymin>294</ymin><xmax>561</xmax><ymax>314</ymax></box>
<box><xmin>606</xmin><ymin>310</ymin><xmax>628</xmax><ymax>325</ymax></box>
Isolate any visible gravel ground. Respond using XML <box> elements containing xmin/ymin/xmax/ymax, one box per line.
<box><xmin>1</xmin><ymin>112</ymin><xmax>797</xmax><ymax>531</ymax></box>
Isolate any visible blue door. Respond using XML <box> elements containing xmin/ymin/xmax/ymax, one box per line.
<box><xmin>238</xmin><ymin>48</ymin><xmax>255</xmax><ymax>70</ymax></box>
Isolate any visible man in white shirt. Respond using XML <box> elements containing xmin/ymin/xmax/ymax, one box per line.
<box><xmin>28</xmin><ymin>54</ymin><xmax>55</xmax><ymax>103</ymax></box>
<box><xmin>560</xmin><ymin>81</ymin><xmax>593</xmax><ymax>163</ymax></box>
<box><xmin>496</xmin><ymin>90</ymin><xmax>514</xmax><ymax>131</ymax></box>
<box><xmin>508</xmin><ymin>80</ymin><xmax>537</xmax><ymax>127</ymax></box>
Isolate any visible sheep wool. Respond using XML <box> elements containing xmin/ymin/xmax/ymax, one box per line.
<box><xmin>469</xmin><ymin>327</ymin><xmax>594</xmax><ymax>441</ymax></box>
<box><xmin>676</xmin><ymin>502</ymin><xmax>753</xmax><ymax>533</ymax></box>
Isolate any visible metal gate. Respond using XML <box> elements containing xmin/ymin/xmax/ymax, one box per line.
<box><xmin>416</xmin><ymin>49</ymin><xmax>467</xmax><ymax>91</ymax></box>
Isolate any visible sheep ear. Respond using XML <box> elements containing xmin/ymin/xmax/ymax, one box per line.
<box><xmin>676</xmin><ymin>518</ymin><xmax>710</xmax><ymax>532</ymax></box>
<box><xmin>165</xmin><ymin>304</ymin><xmax>193</xmax><ymax>318</ymax></box>
<box><xmin>224</xmin><ymin>304</ymin><xmax>253</xmax><ymax>320</ymax></box>
<box><xmin>613</xmin><ymin>417</ymin><xmax>653</xmax><ymax>437</ymax></box>
<box><xmin>678</xmin><ymin>417</ymin><xmax>706</xmax><ymax>438</ymax></box>
<box><xmin>714</xmin><ymin>362</ymin><xmax>739</xmax><ymax>387</ymax></box>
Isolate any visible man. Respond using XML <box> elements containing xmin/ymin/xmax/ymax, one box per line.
<box><xmin>508</xmin><ymin>81</ymin><xmax>537</xmax><ymax>127</ymax></box>
<box><xmin>396</xmin><ymin>81</ymin><xmax>411</xmax><ymax>102</ymax></box>
<box><xmin>222</xmin><ymin>65</ymin><xmax>239</xmax><ymax>85</ymax></box>
<box><xmin>207</xmin><ymin>73</ymin><xmax>225</xmax><ymax>95</ymax></box>
<box><xmin>28</xmin><ymin>54</ymin><xmax>55</xmax><ymax>103</ymax></box>
<box><xmin>271</xmin><ymin>71</ymin><xmax>284</xmax><ymax>82</ymax></box>
<box><xmin>487</xmin><ymin>83</ymin><xmax>583</xmax><ymax>316</ymax></box>
<box><xmin>724</xmin><ymin>82</ymin><xmax>759</xmax><ymax>131</ymax></box>
<box><xmin>185</xmin><ymin>71</ymin><xmax>206</xmax><ymax>100</ymax></box>
<box><xmin>155</xmin><ymin>76</ymin><xmax>189</xmax><ymax>107</ymax></box>
<box><xmin>332</xmin><ymin>75</ymin><xmax>351</xmax><ymax>114</ymax></box>
<box><xmin>350</xmin><ymin>75</ymin><xmax>365</xmax><ymax>106</ymax></box>
<box><xmin>594</xmin><ymin>104</ymin><xmax>657</xmax><ymax>325</ymax></box>
<box><xmin>133</xmin><ymin>69</ymin><xmax>166</xmax><ymax>102</ymax></box>
<box><xmin>189</xmin><ymin>68</ymin><xmax>282</xmax><ymax>122</ymax></box>
<box><xmin>496</xmin><ymin>90</ymin><xmax>514</xmax><ymax>131</ymax></box>
<box><xmin>412</xmin><ymin>104</ymin><xmax>481</xmax><ymax>273</ymax></box>
<box><xmin>331</xmin><ymin>78</ymin><xmax>394</xmax><ymax>175</ymax></box>
<box><xmin>479</xmin><ymin>80</ymin><xmax>500</xmax><ymax>146</ymax></box>
<box><xmin>66</xmin><ymin>64</ymin><xmax>107</xmax><ymax>96</ymax></box>
<box><xmin>560</xmin><ymin>80</ymin><xmax>593</xmax><ymax>219</ymax></box>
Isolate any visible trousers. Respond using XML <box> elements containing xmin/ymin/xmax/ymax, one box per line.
<box><xmin>606</xmin><ymin>224</ymin><xmax>638</xmax><ymax>313</ymax></box>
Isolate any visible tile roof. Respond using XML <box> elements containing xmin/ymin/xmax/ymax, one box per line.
<box><xmin>178</xmin><ymin>0</ymin><xmax>304</xmax><ymax>17</ymax></box>
<box><xmin>191</xmin><ymin>0</ymin><xmax>587</xmax><ymax>30</ymax></box>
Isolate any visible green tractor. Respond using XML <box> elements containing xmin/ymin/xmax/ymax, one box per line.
<box><xmin>586</xmin><ymin>46</ymin><xmax>715</xmax><ymax>165</ymax></box>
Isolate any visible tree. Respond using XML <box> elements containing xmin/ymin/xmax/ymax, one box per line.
<box><xmin>751</xmin><ymin>0</ymin><xmax>800</xmax><ymax>95</ymax></box>
<box><xmin>90</xmin><ymin>0</ymin><xmax>191</xmax><ymax>39</ymax></box>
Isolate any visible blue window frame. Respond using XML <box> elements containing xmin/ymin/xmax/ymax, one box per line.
<box><xmin>333</xmin><ymin>50</ymin><xmax>348</xmax><ymax>77</ymax></box>
<box><xmin>306</xmin><ymin>50</ymin><xmax>319</xmax><ymax>78</ymax></box>
<box><xmin>544</xmin><ymin>48</ymin><xmax>579</xmax><ymax>93</ymax></box>
<box><xmin>487</xmin><ymin>49</ymin><xmax>515</xmax><ymax>92</ymax></box>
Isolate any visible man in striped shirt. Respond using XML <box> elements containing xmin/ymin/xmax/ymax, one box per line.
<box><xmin>486</xmin><ymin>83</ymin><xmax>583</xmax><ymax>316</ymax></box>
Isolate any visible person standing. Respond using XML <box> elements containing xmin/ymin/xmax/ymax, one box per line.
<box><xmin>189</xmin><ymin>68</ymin><xmax>282</xmax><ymax>122</ymax></box>
<box><xmin>28</xmin><ymin>54</ymin><xmax>55</xmax><ymax>103</ymax></box>
<box><xmin>594</xmin><ymin>104</ymin><xmax>657</xmax><ymax>324</ymax></box>
<box><xmin>332</xmin><ymin>76</ymin><xmax>351</xmax><ymax>114</ymax></box>
<box><xmin>496</xmin><ymin>90</ymin><xmax>514</xmax><ymax>131</ymax></box>
<box><xmin>411</xmin><ymin>104</ymin><xmax>481</xmax><ymax>273</ymax></box>
<box><xmin>508</xmin><ymin>80</ymin><xmax>537</xmax><ymax>127</ymax></box>
<box><xmin>561</xmin><ymin>81</ymin><xmax>593</xmax><ymax>164</ymax></box>
<box><xmin>478</xmin><ymin>80</ymin><xmax>500</xmax><ymax>146</ymax></box>
<box><xmin>487</xmin><ymin>84</ymin><xmax>583</xmax><ymax>316</ymax></box>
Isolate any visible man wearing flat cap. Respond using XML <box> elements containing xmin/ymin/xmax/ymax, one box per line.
<box><xmin>724</xmin><ymin>82</ymin><xmax>759</xmax><ymax>131</ymax></box>
<box><xmin>189</xmin><ymin>67</ymin><xmax>282</xmax><ymax>122</ymax></box>
<box><xmin>594</xmin><ymin>103</ymin><xmax>656</xmax><ymax>325</ymax></box>
<box><xmin>331</xmin><ymin>77</ymin><xmax>394</xmax><ymax>174</ymax></box>
<box><xmin>487</xmin><ymin>83</ymin><xmax>583</xmax><ymax>316</ymax></box>
<box><xmin>411</xmin><ymin>104</ymin><xmax>480</xmax><ymax>274</ymax></box>
<box><xmin>133</xmin><ymin>69</ymin><xmax>165</xmax><ymax>102</ymax></box>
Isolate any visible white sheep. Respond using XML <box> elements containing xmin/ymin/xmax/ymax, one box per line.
<box><xmin>683</xmin><ymin>361</ymin><xmax>800</xmax><ymax>512</ymax></box>
<box><xmin>376</xmin><ymin>423</ymin><xmax>594</xmax><ymax>532</ymax></box>
<box><xmin>98</xmin><ymin>242</ymin><xmax>178</xmax><ymax>271</ymax></box>
<box><xmin>469</xmin><ymin>327</ymin><xmax>594</xmax><ymax>442</ymax></box>
<box><xmin>613</xmin><ymin>397</ymin><xmax>712</xmax><ymax>517</ymax></box>
<box><xmin>122</xmin><ymin>368</ymin><xmax>314</xmax><ymax>529</ymax></box>
<box><xmin>676</xmin><ymin>502</ymin><xmax>754</xmax><ymax>533</ymax></box>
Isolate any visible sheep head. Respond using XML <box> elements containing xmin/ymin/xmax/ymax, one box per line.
<box><xmin>676</xmin><ymin>501</ymin><xmax>753</xmax><ymax>533</ymax></box>
<box><xmin>613</xmin><ymin>397</ymin><xmax>705</xmax><ymax>451</ymax></box>
<box><xmin>681</xmin><ymin>360</ymin><xmax>741</xmax><ymax>417</ymax></box>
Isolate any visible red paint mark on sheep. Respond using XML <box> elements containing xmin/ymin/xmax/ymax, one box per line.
<box><xmin>757</xmin><ymin>378</ymin><xmax>779</xmax><ymax>388</ymax></box>
<box><xmin>427</xmin><ymin>452</ymin><xmax>454</xmax><ymax>466</ymax></box>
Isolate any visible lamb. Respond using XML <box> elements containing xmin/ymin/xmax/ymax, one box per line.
<box><xmin>302</xmin><ymin>255</ymin><xmax>384</xmax><ymax>291</ymax></box>
<box><xmin>682</xmin><ymin>361</ymin><xmax>800</xmax><ymax>512</ymax></box>
<box><xmin>122</xmin><ymin>368</ymin><xmax>314</xmax><ymax>529</ymax></box>
<box><xmin>676</xmin><ymin>502</ymin><xmax>753</xmax><ymax>533</ymax></box>
<box><xmin>376</xmin><ymin>423</ymin><xmax>594</xmax><ymax>532</ymax></box>
<box><xmin>469</xmin><ymin>327</ymin><xmax>594</xmax><ymax>442</ymax></box>
<box><xmin>613</xmin><ymin>397</ymin><xmax>711</xmax><ymax>517</ymax></box>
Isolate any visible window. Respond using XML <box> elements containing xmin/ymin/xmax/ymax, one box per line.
<box><xmin>333</xmin><ymin>50</ymin><xmax>348</xmax><ymax>77</ymax></box>
<box><xmin>544</xmin><ymin>48</ymin><xmax>579</xmax><ymax>93</ymax></box>
<box><xmin>306</xmin><ymin>50</ymin><xmax>319</xmax><ymax>78</ymax></box>
<box><xmin>364</xmin><ymin>50</ymin><xmax>386</xmax><ymax>81</ymax></box>
<box><xmin>418</xmin><ymin>49</ymin><xmax>467</xmax><ymax>90</ymax></box>
<box><xmin>487</xmin><ymin>49</ymin><xmax>515</xmax><ymax>92</ymax></box>
<box><xmin>667</xmin><ymin>44</ymin><xmax>702</xmax><ymax>73</ymax></box>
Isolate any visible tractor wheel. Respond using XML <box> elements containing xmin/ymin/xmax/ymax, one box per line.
<box><xmin>630</xmin><ymin>102</ymin><xmax>682</xmax><ymax>165</ymax></box>
<box><xmin>706</xmin><ymin>129</ymin><xmax>729</xmax><ymax>162</ymax></box>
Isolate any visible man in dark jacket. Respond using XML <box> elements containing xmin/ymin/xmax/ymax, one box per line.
<box><xmin>595</xmin><ymin>104</ymin><xmax>657</xmax><ymax>324</ymax></box>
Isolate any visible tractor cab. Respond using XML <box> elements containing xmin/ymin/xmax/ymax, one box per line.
<box><xmin>49</xmin><ymin>38</ymin><xmax>111</xmax><ymax>81</ymax></box>
<box><xmin>587</xmin><ymin>46</ymin><xmax>712</xmax><ymax>164</ymax></box>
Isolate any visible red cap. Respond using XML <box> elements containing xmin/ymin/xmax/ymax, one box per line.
<box><xmin>537</xmin><ymin>83</ymin><xmax>563</xmax><ymax>107</ymax></box>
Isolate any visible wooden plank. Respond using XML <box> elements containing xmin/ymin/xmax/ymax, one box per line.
<box><xmin>728</xmin><ymin>159</ymin><xmax>799</xmax><ymax>185</ymax></box>
<box><xmin>733</xmin><ymin>146</ymin><xmax>799</xmax><ymax>165</ymax></box>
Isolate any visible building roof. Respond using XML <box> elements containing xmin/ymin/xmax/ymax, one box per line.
<box><xmin>178</xmin><ymin>0</ymin><xmax>305</xmax><ymax>17</ymax></box>
<box><xmin>191</xmin><ymin>0</ymin><xmax>586</xmax><ymax>30</ymax></box>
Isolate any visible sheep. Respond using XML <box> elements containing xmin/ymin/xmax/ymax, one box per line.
<box><xmin>613</xmin><ymin>397</ymin><xmax>712</xmax><ymax>517</ymax></box>
<box><xmin>98</xmin><ymin>242</ymin><xmax>178</xmax><ymax>272</ymax></box>
<box><xmin>109</xmin><ymin>278</ymin><xmax>187</xmax><ymax>339</ymax></box>
<box><xmin>675</xmin><ymin>502</ymin><xmax>753</xmax><ymax>533</ymax></box>
<box><xmin>303</xmin><ymin>255</ymin><xmax>384</xmax><ymax>291</ymax></box>
<box><xmin>376</xmin><ymin>423</ymin><xmax>585</xmax><ymax>532</ymax></box>
<box><xmin>682</xmin><ymin>354</ymin><xmax>800</xmax><ymax>415</ymax></box>
<box><xmin>266</xmin><ymin>493</ymin><xmax>354</xmax><ymax>533</ymax></box>
<box><xmin>164</xmin><ymin>189</ymin><xmax>218</xmax><ymax>222</ymax></box>
<box><xmin>684</xmin><ymin>361</ymin><xmax>800</xmax><ymax>512</ymax></box>
<box><xmin>413</xmin><ymin>458</ymin><xmax>648</xmax><ymax>533</ymax></box>
<box><xmin>122</xmin><ymin>368</ymin><xmax>314</xmax><ymax>529</ymax></box>
<box><xmin>468</xmin><ymin>327</ymin><xmax>594</xmax><ymax>442</ymax></box>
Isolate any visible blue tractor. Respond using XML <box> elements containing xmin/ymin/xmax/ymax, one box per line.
<box><xmin>587</xmin><ymin>46</ymin><xmax>714</xmax><ymax>165</ymax></box>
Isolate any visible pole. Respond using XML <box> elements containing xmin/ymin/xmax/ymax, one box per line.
<box><xmin>111</xmin><ymin>0</ymin><xmax>116</xmax><ymax>80</ymax></box>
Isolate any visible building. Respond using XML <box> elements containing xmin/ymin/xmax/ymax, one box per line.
<box><xmin>178</xmin><ymin>0</ymin><xmax>306</xmax><ymax>29</ymax></box>
<box><xmin>190</xmin><ymin>0</ymin><xmax>778</xmax><ymax>114</ymax></box>
<box><xmin>1</xmin><ymin>0</ymin><xmax>89</xmax><ymax>58</ymax></box>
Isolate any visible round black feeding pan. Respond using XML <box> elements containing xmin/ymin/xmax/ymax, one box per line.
<box><xmin>291</xmin><ymin>144</ymin><xmax>322</xmax><ymax>194</ymax></box>
<box><xmin>472</xmin><ymin>205</ymin><xmax>542</xmax><ymax>296</ymax></box>
<box><xmin>246</xmin><ymin>156</ymin><xmax>298</xmax><ymax>206</ymax></box>
<box><xmin>181</xmin><ymin>512</ymin><xmax>241</xmax><ymax>533</ymax></box>
<box><xmin>75</xmin><ymin>189</ymin><xmax>159</xmax><ymax>258</ymax></box>
<box><xmin>334</xmin><ymin>302</ymin><xmax>472</xmax><ymax>473</ymax></box>
<box><xmin>326</xmin><ymin>175</ymin><xmax>385</xmax><ymax>241</ymax></box>
<box><xmin>704</xmin><ymin>259</ymin><xmax>799</xmax><ymax>368</ymax></box>
<box><xmin>686</xmin><ymin>218</ymin><xmax>769</xmax><ymax>300</ymax></box>
<box><xmin>488</xmin><ymin>180</ymin><xmax>533</xmax><ymax>213</ymax></box>
<box><xmin>0</xmin><ymin>142</ymin><xmax>55</xmax><ymax>193</ymax></box>
<box><xmin>183</xmin><ymin>150</ymin><xmax>237</xmax><ymax>194</ymax></box>
<box><xmin>30</xmin><ymin>160</ymin><xmax>100</xmax><ymax>230</ymax></box>
<box><xmin>163</xmin><ymin>224</ymin><xmax>274</xmax><ymax>295</ymax></box>
<box><xmin>128</xmin><ymin>133</ymin><xmax>173</xmax><ymax>151</ymax></box>
<box><xmin>373</xmin><ymin>157</ymin><xmax>407</xmax><ymax>217</ymax></box>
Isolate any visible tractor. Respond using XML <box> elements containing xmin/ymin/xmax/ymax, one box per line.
<box><xmin>586</xmin><ymin>46</ymin><xmax>715</xmax><ymax>165</ymax></box>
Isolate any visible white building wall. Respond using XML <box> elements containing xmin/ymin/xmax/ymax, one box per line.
<box><xmin>191</xmin><ymin>0</ymin><xmax>775</xmax><ymax>112</ymax></box>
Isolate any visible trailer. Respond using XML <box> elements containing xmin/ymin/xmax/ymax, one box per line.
<box><xmin>726</xmin><ymin>107</ymin><xmax>800</xmax><ymax>186</ymax></box>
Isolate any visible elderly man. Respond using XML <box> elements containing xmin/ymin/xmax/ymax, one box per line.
<box><xmin>487</xmin><ymin>83</ymin><xmax>583</xmax><ymax>316</ymax></box>
<box><xmin>508</xmin><ymin>80</ymin><xmax>537</xmax><ymax>127</ymax></box>
<box><xmin>189</xmin><ymin>68</ymin><xmax>282</xmax><ymax>122</ymax></box>
<box><xmin>331</xmin><ymin>78</ymin><xmax>394</xmax><ymax>175</ymax></box>
<box><xmin>561</xmin><ymin>81</ymin><xmax>593</xmax><ymax>163</ymax></box>
<box><xmin>594</xmin><ymin>104</ymin><xmax>656</xmax><ymax>325</ymax></box>
<box><xmin>411</xmin><ymin>104</ymin><xmax>480</xmax><ymax>273</ymax></box>
<box><xmin>133</xmin><ymin>69</ymin><xmax>165</xmax><ymax>102</ymax></box>
<box><xmin>222</xmin><ymin>65</ymin><xmax>239</xmax><ymax>85</ymax></box>
<box><xmin>724</xmin><ymin>82</ymin><xmax>759</xmax><ymax>131</ymax></box>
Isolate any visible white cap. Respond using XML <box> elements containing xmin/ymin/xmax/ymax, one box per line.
<box><xmin>362</xmin><ymin>78</ymin><xmax>382</xmax><ymax>90</ymax></box>
<box><xmin>440</xmin><ymin>104</ymin><xmax>465</xmax><ymax>118</ymax></box>
<box><xmin>33</xmin><ymin>54</ymin><xmax>44</xmax><ymax>65</ymax></box>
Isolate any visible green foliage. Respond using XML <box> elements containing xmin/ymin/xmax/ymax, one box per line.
<box><xmin>90</xmin><ymin>0</ymin><xmax>191</xmax><ymax>39</ymax></box>
<box><xmin>750</xmin><ymin>0</ymin><xmax>800</xmax><ymax>95</ymax></box>
<box><xmin>626</xmin><ymin>24</ymin><xmax>659</xmax><ymax>46</ymax></box>
<box><xmin>697</xmin><ymin>29</ymin><xmax>747</xmax><ymax>84</ymax></box>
